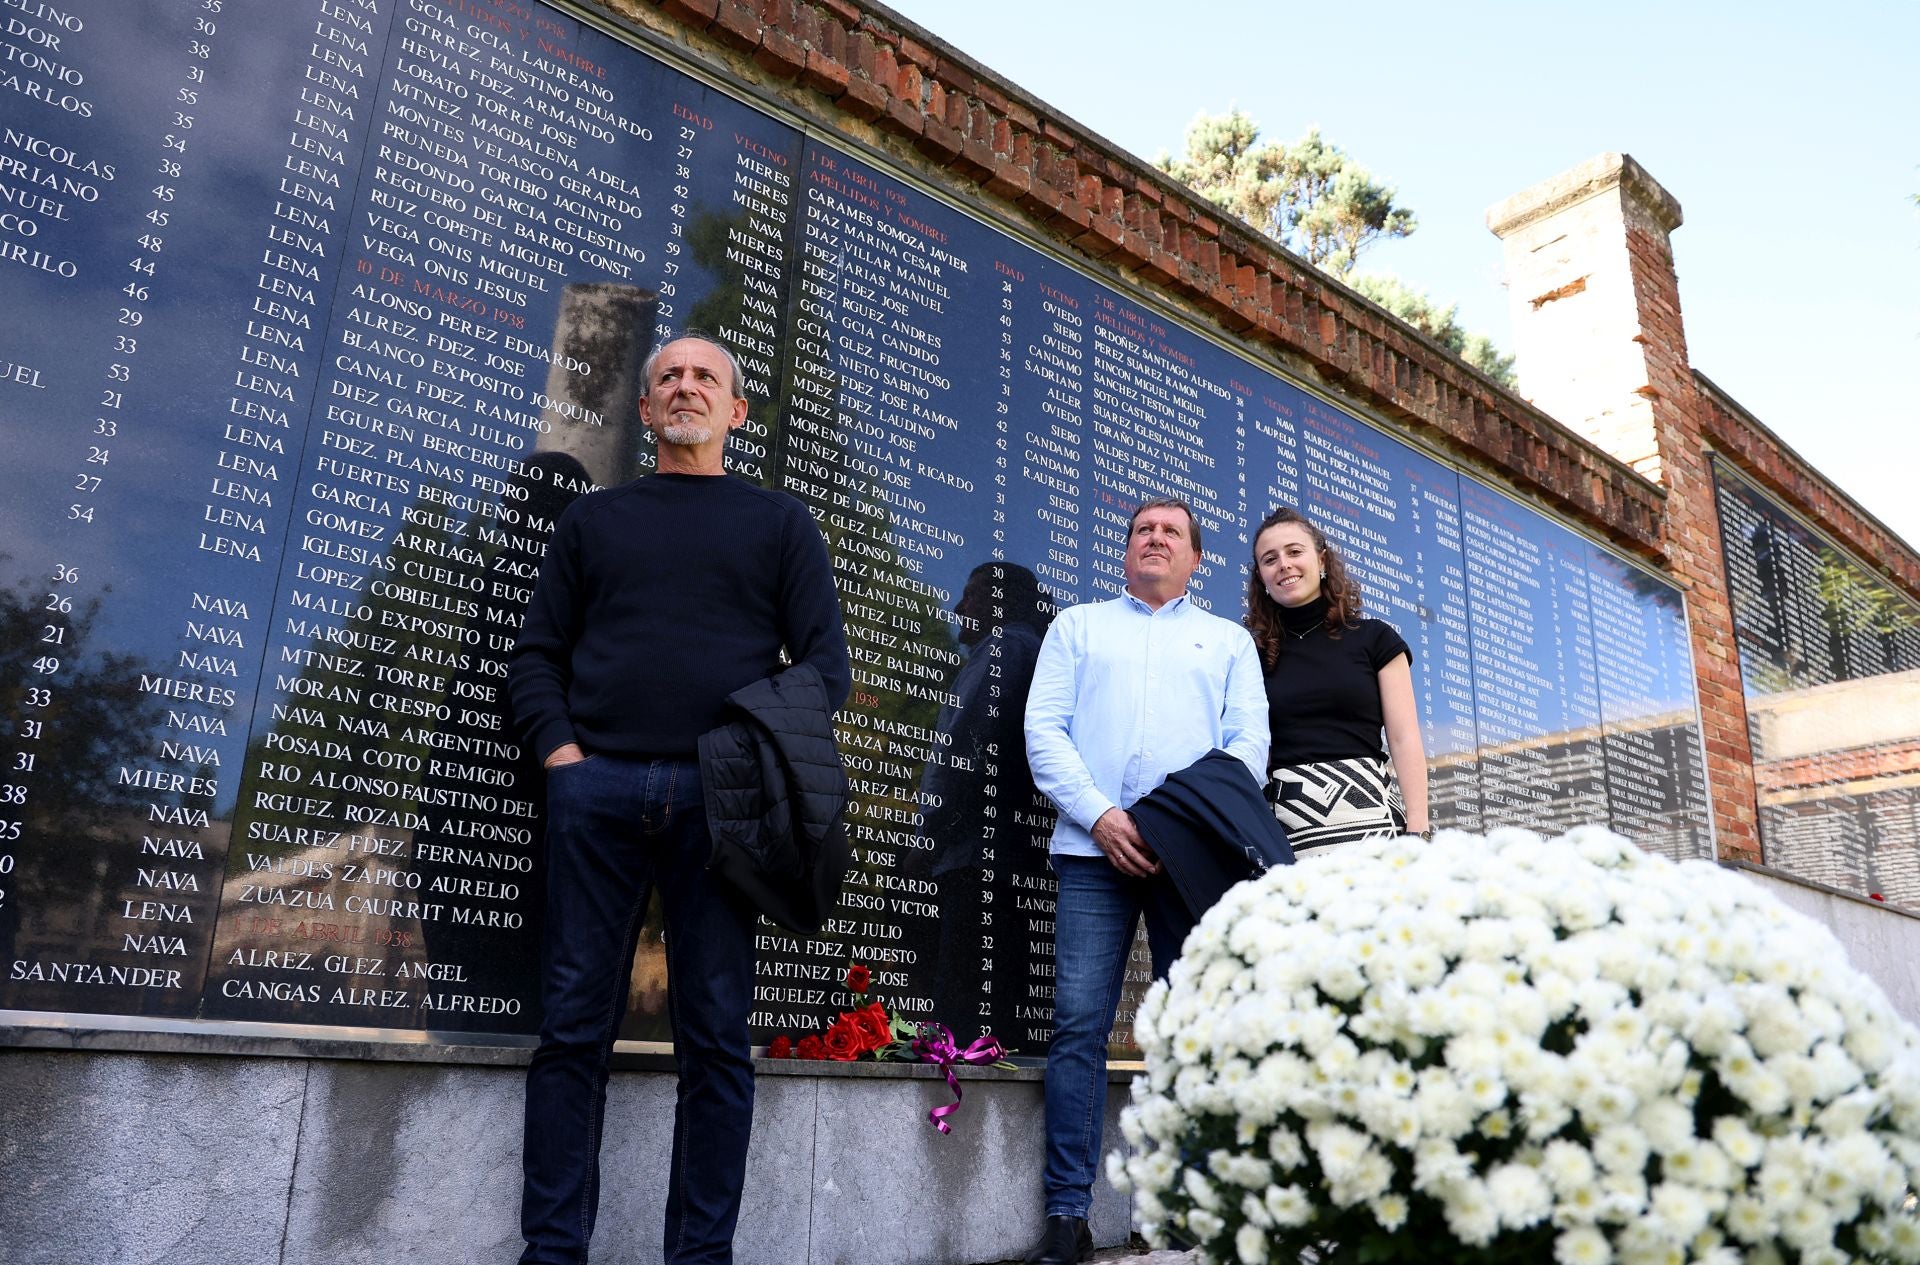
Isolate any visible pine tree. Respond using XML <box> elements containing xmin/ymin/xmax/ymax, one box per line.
<box><xmin>1157</xmin><ymin>110</ymin><xmax>1515</xmax><ymax>386</ymax></box>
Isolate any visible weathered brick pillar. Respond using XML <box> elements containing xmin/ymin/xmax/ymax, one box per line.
<box><xmin>1487</xmin><ymin>154</ymin><xmax>1760</xmax><ymax>862</ymax></box>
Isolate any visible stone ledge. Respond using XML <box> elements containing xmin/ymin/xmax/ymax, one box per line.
<box><xmin>1717</xmin><ymin>859</ymin><xmax>1920</xmax><ymax>921</ymax></box>
<box><xmin>0</xmin><ymin>1016</ymin><xmax>1141</xmax><ymax>1079</ymax></box>
<box><xmin>0</xmin><ymin>1047</ymin><xmax>1136</xmax><ymax>1265</ymax></box>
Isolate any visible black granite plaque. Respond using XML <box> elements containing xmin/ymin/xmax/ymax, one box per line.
<box><xmin>1712</xmin><ymin>458</ymin><xmax>1920</xmax><ymax>903</ymax></box>
<box><xmin>0</xmin><ymin>0</ymin><xmax>1716</xmax><ymax>1050</ymax></box>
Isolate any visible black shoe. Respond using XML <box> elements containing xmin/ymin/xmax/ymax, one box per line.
<box><xmin>1023</xmin><ymin>1215</ymin><xmax>1091</xmax><ymax>1265</ymax></box>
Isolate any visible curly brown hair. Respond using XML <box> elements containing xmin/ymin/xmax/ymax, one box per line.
<box><xmin>1243</xmin><ymin>506</ymin><xmax>1364</xmax><ymax>669</ymax></box>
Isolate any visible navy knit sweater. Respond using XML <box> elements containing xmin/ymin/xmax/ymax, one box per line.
<box><xmin>507</xmin><ymin>473</ymin><xmax>851</xmax><ymax>762</ymax></box>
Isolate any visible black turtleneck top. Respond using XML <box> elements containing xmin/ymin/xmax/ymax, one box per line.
<box><xmin>1262</xmin><ymin>596</ymin><xmax>1411</xmax><ymax>770</ymax></box>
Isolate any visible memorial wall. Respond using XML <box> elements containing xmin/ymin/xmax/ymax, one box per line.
<box><xmin>0</xmin><ymin>0</ymin><xmax>1712</xmax><ymax>1055</ymax></box>
<box><xmin>1713</xmin><ymin>459</ymin><xmax>1920</xmax><ymax>904</ymax></box>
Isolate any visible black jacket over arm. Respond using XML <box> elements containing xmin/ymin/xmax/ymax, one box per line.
<box><xmin>699</xmin><ymin>664</ymin><xmax>851</xmax><ymax>933</ymax></box>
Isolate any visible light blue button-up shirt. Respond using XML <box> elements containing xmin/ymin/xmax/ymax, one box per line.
<box><xmin>1024</xmin><ymin>588</ymin><xmax>1268</xmax><ymax>858</ymax></box>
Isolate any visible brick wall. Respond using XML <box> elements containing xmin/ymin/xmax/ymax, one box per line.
<box><xmin>1609</xmin><ymin>170</ymin><xmax>1763</xmax><ymax>864</ymax></box>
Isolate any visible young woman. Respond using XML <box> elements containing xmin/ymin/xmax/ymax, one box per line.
<box><xmin>1246</xmin><ymin>506</ymin><xmax>1430</xmax><ymax>854</ymax></box>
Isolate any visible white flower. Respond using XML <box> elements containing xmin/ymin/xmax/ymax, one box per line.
<box><xmin>1370</xmin><ymin>1192</ymin><xmax>1409</xmax><ymax>1231</ymax></box>
<box><xmin>1645</xmin><ymin>1182</ymin><xmax>1710</xmax><ymax>1244</ymax></box>
<box><xmin>1666</xmin><ymin>1140</ymin><xmax>1735</xmax><ymax>1192</ymax></box>
<box><xmin>1440</xmin><ymin>1176</ymin><xmax>1500</xmax><ymax>1247</ymax></box>
<box><xmin>1207</xmin><ymin>1149</ymin><xmax>1271</xmax><ymax>1189</ymax></box>
<box><xmin>1487</xmin><ymin>1162</ymin><xmax>1553</xmax><ymax>1228</ymax></box>
<box><xmin>1401</xmin><ymin>943</ymin><xmax>1446</xmax><ymax>988</ymax></box>
<box><xmin>1265</xmin><ymin>1126</ymin><xmax>1304</xmax><ymax>1170</ymax></box>
<box><xmin>1412</xmin><ymin>1140</ymin><xmax>1472</xmax><ymax>1192</ymax></box>
<box><xmin>1723</xmin><ymin>1194</ymin><xmax>1775</xmax><ymax>1243</ymax></box>
<box><xmin>1172</xmin><ymin>1064</ymin><xmax>1211</xmax><ymax>1110</ymax></box>
<box><xmin>1262</xmin><ymin>1183</ymin><xmax>1312</xmax><ymax>1227</ymax></box>
<box><xmin>1136</xmin><ymin>1096</ymin><xmax>1183</xmax><ymax>1144</ymax></box>
<box><xmin>1746</xmin><ymin>985</ymin><xmax>1812</xmax><ymax>1057</ymax></box>
<box><xmin>1413</xmin><ymin>1070</ymin><xmax>1475</xmax><ymax>1139</ymax></box>
<box><xmin>1542</xmin><ymin>1138</ymin><xmax>1597</xmax><ymax>1192</ymax></box>
<box><xmin>1845</xmin><ymin>1011</ymin><xmax>1898</xmax><ymax>1072</ymax></box>
<box><xmin>1575</xmin><ymin>1074</ymin><xmax>1637</xmax><ymax>1125</ymax></box>
<box><xmin>1182</xmin><ymin>1166</ymin><xmax>1221</xmax><ymax>1211</ymax></box>
<box><xmin>1459</xmin><ymin>1066</ymin><xmax>1509</xmax><ymax>1113</ymax></box>
<box><xmin>1555</xmin><ymin>1181</ymin><xmax>1606</xmax><ymax>1224</ymax></box>
<box><xmin>1317</xmin><ymin>957</ymin><xmax>1366</xmax><ymax>1002</ymax></box>
<box><xmin>1554</xmin><ymin>1226</ymin><xmax>1612</xmax><ymax>1265</ymax></box>
<box><xmin>1131</xmin><ymin>1148</ymin><xmax>1177</xmax><ymax>1193</ymax></box>
<box><xmin>1809</xmin><ymin>1041</ymin><xmax>1864</xmax><ymax>1100</ymax></box>
<box><xmin>1598</xmin><ymin>1169</ymin><xmax>1648</xmax><ymax>1218</ymax></box>
<box><xmin>1833</xmin><ymin>1130</ymin><xmax>1903</xmax><ymax>1202</ymax></box>
<box><xmin>1635</xmin><ymin>1098</ymin><xmax>1693</xmax><ymax>1156</ymax></box>
<box><xmin>1306</xmin><ymin>1122</ymin><xmax>1371</xmax><ymax>1183</ymax></box>
<box><xmin>1876</xmin><ymin>1215</ymin><xmax>1920</xmax><ymax>1263</ymax></box>
<box><xmin>1710</xmin><ymin>1117</ymin><xmax>1763</xmax><ymax>1168</ymax></box>
<box><xmin>1184</xmin><ymin>1207</ymin><xmax>1224</xmax><ymax>1242</ymax></box>
<box><xmin>1118</xmin><ymin>826</ymin><xmax>1920</xmax><ymax>1262</ymax></box>
<box><xmin>1778</xmin><ymin>1195</ymin><xmax>1837</xmax><ymax>1252</ymax></box>
<box><xmin>1331</xmin><ymin>1149</ymin><xmax>1394</xmax><ymax>1207</ymax></box>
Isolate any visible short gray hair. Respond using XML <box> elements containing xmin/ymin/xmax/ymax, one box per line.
<box><xmin>641</xmin><ymin>330</ymin><xmax>747</xmax><ymax>402</ymax></box>
<box><xmin>1128</xmin><ymin>496</ymin><xmax>1203</xmax><ymax>558</ymax></box>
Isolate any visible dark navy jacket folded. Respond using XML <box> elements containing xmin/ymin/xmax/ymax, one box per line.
<box><xmin>1129</xmin><ymin>749</ymin><xmax>1294</xmax><ymax>920</ymax></box>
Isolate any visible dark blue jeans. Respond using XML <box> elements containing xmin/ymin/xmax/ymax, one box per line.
<box><xmin>521</xmin><ymin>756</ymin><xmax>756</xmax><ymax>1265</ymax></box>
<box><xmin>1041</xmin><ymin>854</ymin><xmax>1191</xmax><ymax>1219</ymax></box>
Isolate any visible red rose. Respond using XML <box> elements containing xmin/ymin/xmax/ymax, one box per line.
<box><xmin>848</xmin><ymin>1002</ymin><xmax>892</xmax><ymax>1052</ymax></box>
<box><xmin>795</xmin><ymin>1034</ymin><xmax>827</xmax><ymax>1061</ymax></box>
<box><xmin>767</xmin><ymin>1036</ymin><xmax>793</xmax><ymax>1059</ymax></box>
<box><xmin>822</xmin><ymin>1016</ymin><xmax>864</xmax><ymax>1061</ymax></box>
<box><xmin>844</xmin><ymin>963</ymin><xmax>871</xmax><ymax>994</ymax></box>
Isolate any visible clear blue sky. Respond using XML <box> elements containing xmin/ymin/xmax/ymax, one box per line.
<box><xmin>883</xmin><ymin>0</ymin><xmax>1920</xmax><ymax>551</ymax></box>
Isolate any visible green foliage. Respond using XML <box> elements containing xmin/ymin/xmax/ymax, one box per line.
<box><xmin>1157</xmin><ymin>109</ymin><xmax>1516</xmax><ymax>388</ymax></box>
<box><xmin>1156</xmin><ymin>111</ymin><xmax>1414</xmax><ymax>274</ymax></box>
<box><xmin>1348</xmin><ymin>272</ymin><xmax>1517</xmax><ymax>387</ymax></box>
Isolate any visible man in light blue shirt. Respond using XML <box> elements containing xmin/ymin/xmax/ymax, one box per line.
<box><xmin>1019</xmin><ymin>497</ymin><xmax>1266</xmax><ymax>1265</ymax></box>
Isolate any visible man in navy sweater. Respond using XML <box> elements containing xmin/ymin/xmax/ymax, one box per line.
<box><xmin>508</xmin><ymin>333</ymin><xmax>850</xmax><ymax>1265</ymax></box>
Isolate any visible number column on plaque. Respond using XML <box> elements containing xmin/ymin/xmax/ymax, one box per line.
<box><xmin>2</xmin><ymin>2</ymin><xmax>249</xmax><ymax>1011</ymax></box>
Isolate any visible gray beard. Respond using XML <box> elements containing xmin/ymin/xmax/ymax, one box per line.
<box><xmin>660</xmin><ymin>422</ymin><xmax>713</xmax><ymax>446</ymax></box>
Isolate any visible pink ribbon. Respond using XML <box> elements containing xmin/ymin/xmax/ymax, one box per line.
<box><xmin>909</xmin><ymin>1023</ymin><xmax>1007</xmax><ymax>1134</ymax></box>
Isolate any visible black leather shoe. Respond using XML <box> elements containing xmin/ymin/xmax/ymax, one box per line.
<box><xmin>1022</xmin><ymin>1215</ymin><xmax>1091</xmax><ymax>1265</ymax></box>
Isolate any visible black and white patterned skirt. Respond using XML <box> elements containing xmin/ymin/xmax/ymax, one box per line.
<box><xmin>1266</xmin><ymin>756</ymin><xmax>1406</xmax><ymax>857</ymax></box>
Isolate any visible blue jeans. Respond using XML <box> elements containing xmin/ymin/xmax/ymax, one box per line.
<box><xmin>1041</xmin><ymin>854</ymin><xmax>1191</xmax><ymax>1219</ymax></box>
<box><xmin>521</xmin><ymin>756</ymin><xmax>756</xmax><ymax>1265</ymax></box>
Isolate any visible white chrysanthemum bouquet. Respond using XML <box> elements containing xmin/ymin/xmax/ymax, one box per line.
<box><xmin>1112</xmin><ymin>827</ymin><xmax>1920</xmax><ymax>1265</ymax></box>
